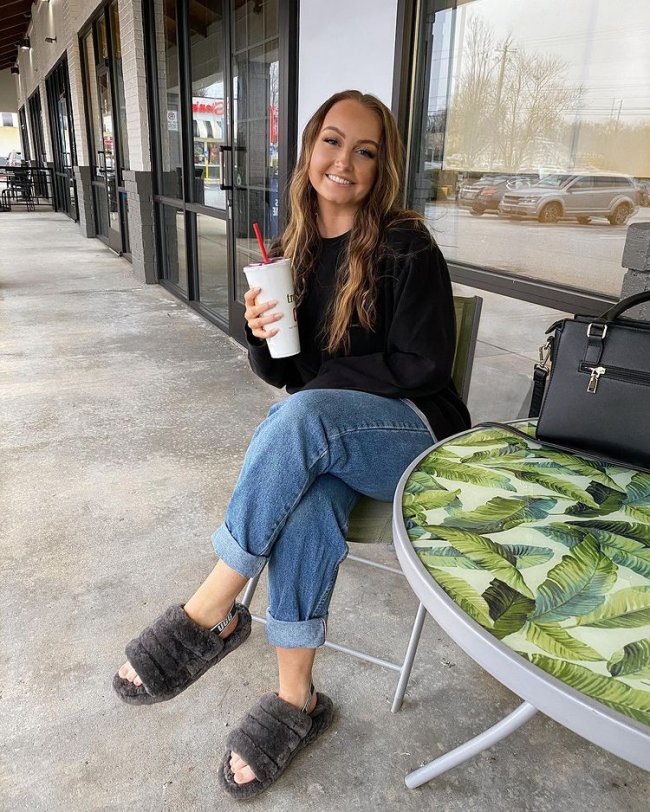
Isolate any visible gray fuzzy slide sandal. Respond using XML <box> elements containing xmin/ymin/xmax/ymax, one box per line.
<box><xmin>112</xmin><ymin>603</ymin><xmax>251</xmax><ymax>705</ymax></box>
<box><xmin>218</xmin><ymin>691</ymin><xmax>334</xmax><ymax>800</ymax></box>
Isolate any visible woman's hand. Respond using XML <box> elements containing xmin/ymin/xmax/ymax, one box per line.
<box><xmin>244</xmin><ymin>287</ymin><xmax>282</xmax><ymax>341</ymax></box>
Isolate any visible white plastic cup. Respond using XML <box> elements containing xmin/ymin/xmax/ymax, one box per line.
<box><xmin>243</xmin><ymin>257</ymin><xmax>300</xmax><ymax>358</ymax></box>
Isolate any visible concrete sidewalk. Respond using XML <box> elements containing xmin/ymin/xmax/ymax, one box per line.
<box><xmin>1</xmin><ymin>212</ymin><xmax>647</xmax><ymax>811</ymax></box>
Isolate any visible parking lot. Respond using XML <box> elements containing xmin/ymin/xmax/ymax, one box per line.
<box><xmin>426</xmin><ymin>202</ymin><xmax>649</xmax><ymax>295</ymax></box>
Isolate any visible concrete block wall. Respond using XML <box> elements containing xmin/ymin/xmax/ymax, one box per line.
<box><xmin>118</xmin><ymin>0</ymin><xmax>152</xmax><ymax>174</ymax></box>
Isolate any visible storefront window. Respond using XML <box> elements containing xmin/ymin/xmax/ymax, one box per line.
<box><xmin>97</xmin><ymin>15</ymin><xmax>109</xmax><ymax>61</ymax></box>
<box><xmin>84</xmin><ymin>33</ymin><xmax>104</xmax><ymax>181</ymax></box>
<box><xmin>189</xmin><ymin>1</ymin><xmax>225</xmax><ymax>209</ymax></box>
<box><xmin>232</xmin><ymin>1</ymin><xmax>280</xmax><ymax>301</ymax></box>
<box><xmin>160</xmin><ymin>205</ymin><xmax>188</xmax><ymax>292</ymax></box>
<box><xmin>452</xmin><ymin>282</ymin><xmax>569</xmax><ymax>421</ymax></box>
<box><xmin>28</xmin><ymin>90</ymin><xmax>47</xmax><ymax>167</ymax></box>
<box><xmin>409</xmin><ymin>0</ymin><xmax>650</xmax><ymax>299</ymax></box>
<box><xmin>110</xmin><ymin>2</ymin><xmax>130</xmax><ymax>170</ymax></box>
<box><xmin>18</xmin><ymin>108</ymin><xmax>30</xmax><ymax>162</ymax></box>
<box><xmin>155</xmin><ymin>0</ymin><xmax>183</xmax><ymax>198</ymax></box>
<box><xmin>197</xmin><ymin>213</ymin><xmax>229</xmax><ymax>319</ymax></box>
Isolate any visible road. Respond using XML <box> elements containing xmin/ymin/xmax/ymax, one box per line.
<box><xmin>425</xmin><ymin>202</ymin><xmax>649</xmax><ymax>296</ymax></box>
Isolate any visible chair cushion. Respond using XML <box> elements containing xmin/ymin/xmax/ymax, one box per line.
<box><xmin>346</xmin><ymin>496</ymin><xmax>393</xmax><ymax>544</ymax></box>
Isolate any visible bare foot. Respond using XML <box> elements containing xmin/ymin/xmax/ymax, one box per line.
<box><xmin>229</xmin><ymin>689</ymin><xmax>318</xmax><ymax>785</ymax></box>
<box><xmin>117</xmin><ymin>607</ymin><xmax>240</xmax><ymax>687</ymax></box>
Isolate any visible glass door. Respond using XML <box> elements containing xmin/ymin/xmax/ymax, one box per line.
<box><xmin>27</xmin><ymin>90</ymin><xmax>50</xmax><ymax>201</ymax></box>
<box><xmin>82</xmin><ymin>4</ymin><xmax>129</xmax><ymax>255</ymax></box>
<box><xmin>188</xmin><ymin>0</ymin><xmax>230</xmax><ymax>323</ymax></box>
<box><xmin>28</xmin><ymin>90</ymin><xmax>47</xmax><ymax>166</ymax></box>
<box><xmin>147</xmin><ymin>0</ymin><xmax>291</xmax><ymax>339</ymax></box>
<box><xmin>46</xmin><ymin>57</ymin><xmax>78</xmax><ymax>220</ymax></box>
<box><xmin>96</xmin><ymin>67</ymin><xmax>121</xmax><ymax>252</ymax></box>
<box><xmin>229</xmin><ymin>1</ymin><xmax>281</xmax><ymax>340</ymax></box>
<box><xmin>18</xmin><ymin>107</ymin><xmax>31</xmax><ymax>162</ymax></box>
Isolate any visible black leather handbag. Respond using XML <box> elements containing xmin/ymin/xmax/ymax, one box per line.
<box><xmin>528</xmin><ymin>290</ymin><xmax>650</xmax><ymax>471</ymax></box>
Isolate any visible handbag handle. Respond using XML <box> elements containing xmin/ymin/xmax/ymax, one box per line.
<box><xmin>600</xmin><ymin>290</ymin><xmax>650</xmax><ymax>322</ymax></box>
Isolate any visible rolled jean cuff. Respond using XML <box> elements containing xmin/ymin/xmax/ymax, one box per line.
<box><xmin>211</xmin><ymin>523</ymin><xmax>266</xmax><ymax>579</ymax></box>
<box><xmin>265</xmin><ymin>609</ymin><xmax>327</xmax><ymax>648</ymax></box>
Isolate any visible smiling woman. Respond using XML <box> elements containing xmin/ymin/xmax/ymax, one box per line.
<box><xmin>113</xmin><ymin>89</ymin><xmax>470</xmax><ymax>801</ymax></box>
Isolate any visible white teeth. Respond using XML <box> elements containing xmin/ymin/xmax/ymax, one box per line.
<box><xmin>326</xmin><ymin>174</ymin><xmax>352</xmax><ymax>186</ymax></box>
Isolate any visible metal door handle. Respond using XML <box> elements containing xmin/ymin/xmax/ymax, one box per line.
<box><xmin>219</xmin><ymin>145</ymin><xmax>233</xmax><ymax>190</ymax></box>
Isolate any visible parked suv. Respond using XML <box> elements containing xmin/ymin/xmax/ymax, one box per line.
<box><xmin>499</xmin><ymin>173</ymin><xmax>639</xmax><ymax>225</ymax></box>
<box><xmin>459</xmin><ymin>174</ymin><xmax>537</xmax><ymax>215</ymax></box>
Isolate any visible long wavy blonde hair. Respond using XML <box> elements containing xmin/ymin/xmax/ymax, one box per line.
<box><xmin>275</xmin><ymin>90</ymin><xmax>423</xmax><ymax>354</ymax></box>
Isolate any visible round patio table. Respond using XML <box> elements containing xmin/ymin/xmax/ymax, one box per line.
<box><xmin>392</xmin><ymin>421</ymin><xmax>650</xmax><ymax>787</ymax></box>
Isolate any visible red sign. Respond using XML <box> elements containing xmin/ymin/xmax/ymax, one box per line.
<box><xmin>269</xmin><ymin>105</ymin><xmax>278</xmax><ymax>144</ymax></box>
<box><xmin>192</xmin><ymin>100</ymin><xmax>224</xmax><ymax>116</ymax></box>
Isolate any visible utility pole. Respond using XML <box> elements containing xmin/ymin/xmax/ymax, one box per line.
<box><xmin>491</xmin><ymin>36</ymin><xmax>515</xmax><ymax>169</ymax></box>
<box><xmin>615</xmin><ymin>99</ymin><xmax>623</xmax><ymax>133</ymax></box>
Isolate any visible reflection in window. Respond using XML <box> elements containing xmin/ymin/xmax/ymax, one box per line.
<box><xmin>189</xmin><ymin>0</ymin><xmax>225</xmax><ymax>209</ymax></box>
<box><xmin>232</xmin><ymin>0</ymin><xmax>280</xmax><ymax>302</ymax></box>
<box><xmin>452</xmin><ymin>282</ymin><xmax>569</xmax><ymax>422</ymax></box>
<box><xmin>84</xmin><ymin>32</ymin><xmax>104</xmax><ymax>181</ymax></box>
<box><xmin>154</xmin><ymin>0</ymin><xmax>183</xmax><ymax>198</ymax></box>
<box><xmin>197</xmin><ymin>214</ymin><xmax>229</xmax><ymax>321</ymax></box>
<box><xmin>160</xmin><ymin>205</ymin><xmax>188</xmax><ymax>293</ymax></box>
<box><xmin>409</xmin><ymin>0</ymin><xmax>650</xmax><ymax>298</ymax></box>
<box><xmin>110</xmin><ymin>2</ymin><xmax>129</xmax><ymax>170</ymax></box>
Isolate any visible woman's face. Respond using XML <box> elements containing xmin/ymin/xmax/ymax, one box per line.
<box><xmin>308</xmin><ymin>99</ymin><xmax>382</xmax><ymax>215</ymax></box>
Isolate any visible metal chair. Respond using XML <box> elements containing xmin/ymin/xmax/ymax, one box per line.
<box><xmin>241</xmin><ymin>295</ymin><xmax>483</xmax><ymax>710</ymax></box>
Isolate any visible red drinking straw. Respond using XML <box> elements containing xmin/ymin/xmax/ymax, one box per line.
<box><xmin>253</xmin><ymin>222</ymin><xmax>270</xmax><ymax>264</ymax></box>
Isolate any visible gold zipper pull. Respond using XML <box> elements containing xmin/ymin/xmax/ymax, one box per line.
<box><xmin>587</xmin><ymin>366</ymin><xmax>606</xmax><ymax>393</ymax></box>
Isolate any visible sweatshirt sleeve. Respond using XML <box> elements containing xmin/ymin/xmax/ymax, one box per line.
<box><xmin>245</xmin><ymin>324</ymin><xmax>294</xmax><ymax>389</ymax></box>
<box><xmin>302</xmin><ymin>238</ymin><xmax>456</xmax><ymax>398</ymax></box>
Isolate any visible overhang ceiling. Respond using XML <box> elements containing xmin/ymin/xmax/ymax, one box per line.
<box><xmin>0</xmin><ymin>0</ymin><xmax>33</xmax><ymax>71</ymax></box>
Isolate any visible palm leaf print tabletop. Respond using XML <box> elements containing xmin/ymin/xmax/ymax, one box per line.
<box><xmin>403</xmin><ymin>422</ymin><xmax>650</xmax><ymax>726</ymax></box>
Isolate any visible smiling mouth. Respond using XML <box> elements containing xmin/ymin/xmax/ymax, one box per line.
<box><xmin>326</xmin><ymin>174</ymin><xmax>353</xmax><ymax>186</ymax></box>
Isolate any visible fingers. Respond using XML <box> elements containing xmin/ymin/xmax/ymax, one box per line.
<box><xmin>244</xmin><ymin>287</ymin><xmax>282</xmax><ymax>340</ymax></box>
<box><xmin>249</xmin><ymin>312</ymin><xmax>282</xmax><ymax>340</ymax></box>
<box><xmin>243</xmin><ymin>286</ymin><xmax>261</xmax><ymax>307</ymax></box>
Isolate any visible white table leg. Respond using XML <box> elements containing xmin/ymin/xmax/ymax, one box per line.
<box><xmin>405</xmin><ymin>701</ymin><xmax>538</xmax><ymax>789</ymax></box>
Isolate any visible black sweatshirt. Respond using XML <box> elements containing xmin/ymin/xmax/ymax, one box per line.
<box><xmin>245</xmin><ymin>221</ymin><xmax>471</xmax><ymax>441</ymax></box>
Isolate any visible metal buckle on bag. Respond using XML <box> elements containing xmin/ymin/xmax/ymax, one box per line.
<box><xmin>587</xmin><ymin>322</ymin><xmax>608</xmax><ymax>340</ymax></box>
<box><xmin>537</xmin><ymin>339</ymin><xmax>551</xmax><ymax>369</ymax></box>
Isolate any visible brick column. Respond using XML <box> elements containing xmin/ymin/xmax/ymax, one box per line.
<box><xmin>123</xmin><ymin>170</ymin><xmax>157</xmax><ymax>283</ymax></box>
<box><xmin>119</xmin><ymin>0</ymin><xmax>157</xmax><ymax>282</ymax></box>
<box><xmin>620</xmin><ymin>223</ymin><xmax>650</xmax><ymax>320</ymax></box>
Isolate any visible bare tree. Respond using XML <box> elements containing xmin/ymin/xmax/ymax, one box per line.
<box><xmin>446</xmin><ymin>15</ymin><xmax>582</xmax><ymax>171</ymax></box>
<box><xmin>446</xmin><ymin>17</ymin><xmax>497</xmax><ymax>166</ymax></box>
<box><xmin>499</xmin><ymin>52</ymin><xmax>582</xmax><ymax>170</ymax></box>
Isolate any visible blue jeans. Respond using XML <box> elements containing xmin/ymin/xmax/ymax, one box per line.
<box><xmin>212</xmin><ymin>390</ymin><xmax>434</xmax><ymax>648</ymax></box>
